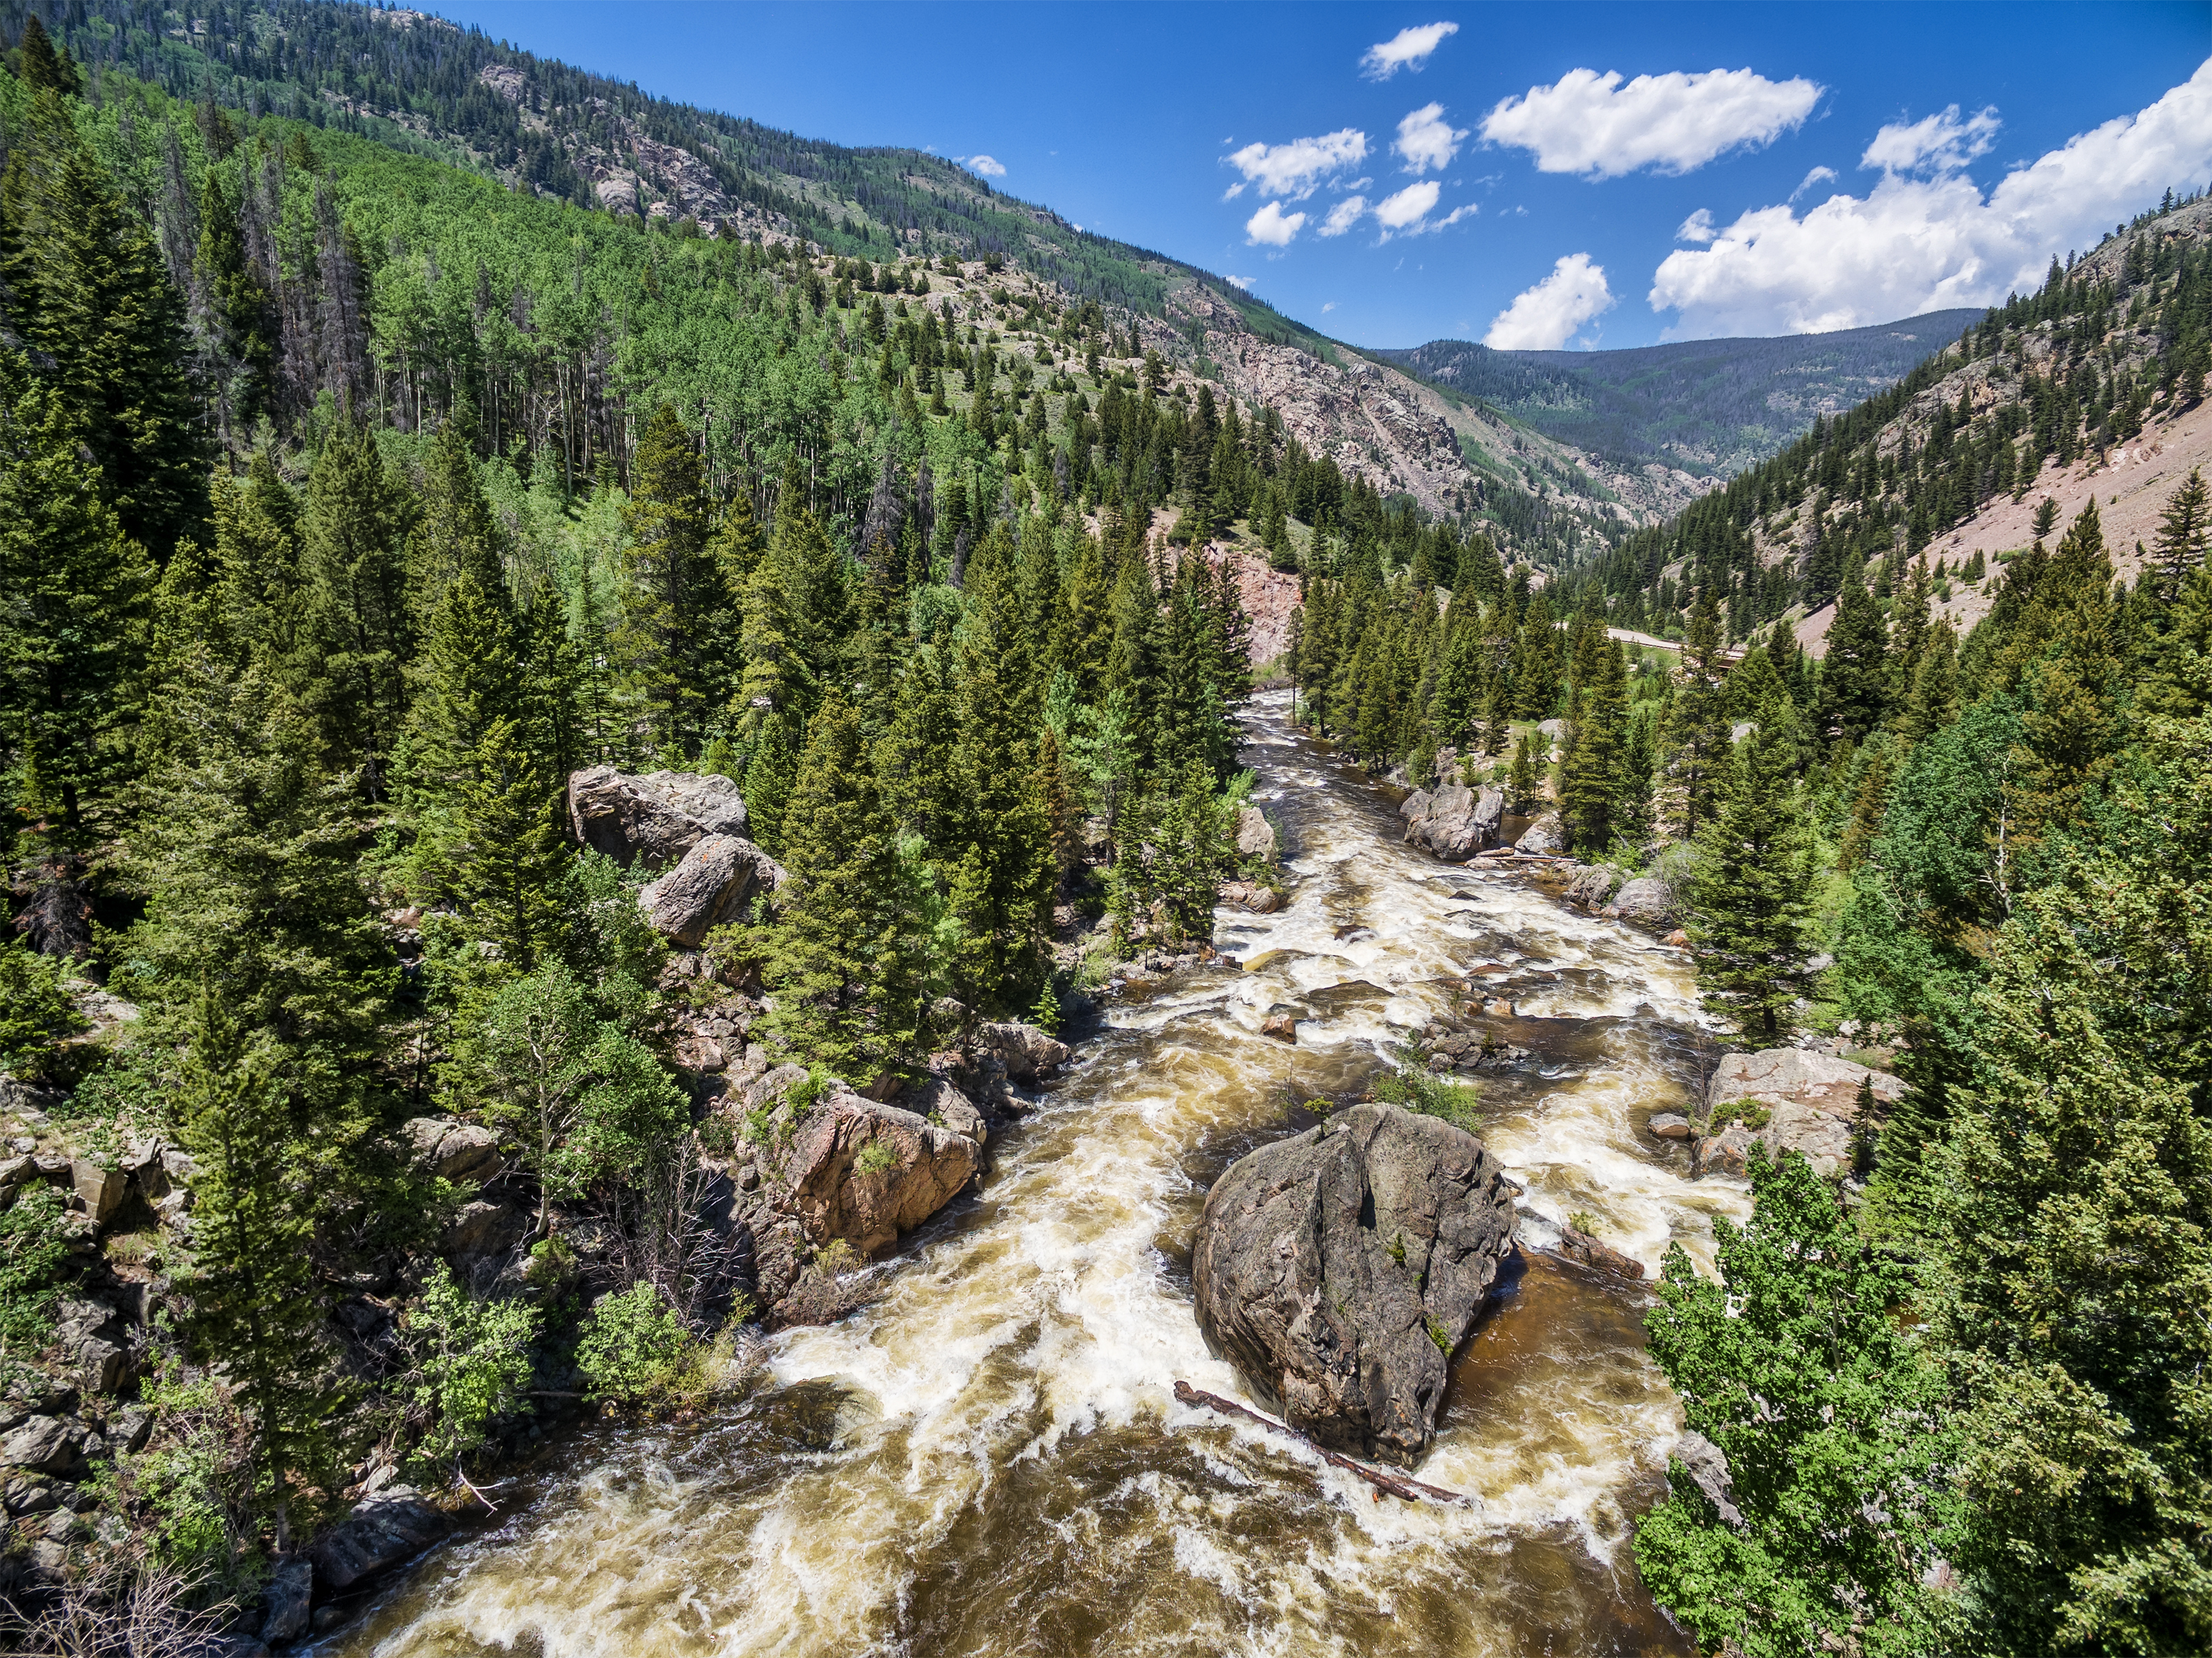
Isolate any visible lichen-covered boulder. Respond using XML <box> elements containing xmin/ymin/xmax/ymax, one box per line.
<box><xmin>1403</xmin><ymin>783</ymin><xmax>1504</xmax><ymax>860</ymax></box>
<box><xmin>1691</xmin><ymin>1048</ymin><xmax>1909</xmax><ymax>1178</ymax></box>
<box><xmin>1235</xmin><ymin>806</ymin><xmax>1279</xmax><ymax>863</ymax></box>
<box><xmin>565</xmin><ymin>766</ymin><xmax>751</xmax><ymax>870</ymax></box>
<box><xmin>1514</xmin><ymin>812</ymin><xmax>1566</xmax><ymax>856</ymax></box>
<box><xmin>1191</xmin><ymin>1102</ymin><xmax>1517</xmax><ymax>1467</ymax></box>
<box><xmin>638</xmin><ymin>835</ymin><xmax>785</xmax><ymax>948</ymax></box>
<box><xmin>1610</xmin><ymin>875</ymin><xmax>1678</xmax><ymax>924</ymax></box>
<box><xmin>776</xmin><ymin>1091</ymin><xmax>980</xmax><ymax>1259</ymax></box>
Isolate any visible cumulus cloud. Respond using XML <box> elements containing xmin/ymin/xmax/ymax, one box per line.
<box><xmin>1678</xmin><ymin>207</ymin><xmax>1717</xmax><ymax>243</ymax></box>
<box><xmin>1225</xmin><ymin>274</ymin><xmax>1255</xmax><ymax>291</ymax></box>
<box><xmin>1485</xmin><ymin>254</ymin><xmax>1616</xmax><ymax>348</ymax></box>
<box><xmin>960</xmin><ymin>154</ymin><xmax>1006</xmax><ymax>177</ymax></box>
<box><xmin>1395</xmin><ymin>103</ymin><xmax>1469</xmax><ymax>173</ymax></box>
<box><xmin>1245</xmin><ymin>200</ymin><xmax>1306</xmax><ymax>246</ymax></box>
<box><xmin>1481</xmin><ymin>66</ymin><xmax>1821</xmax><ymax>178</ymax></box>
<box><xmin>1224</xmin><ymin>129</ymin><xmax>1369</xmax><ymax>200</ymax></box>
<box><xmin>1322</xmin><ymin>301</ymin><xmax>1338</xmax><ymax>312</ymax></box>
<box><xmin>1319</xmin><ymin>195</ymin><xmax>1369</xmax><ymax>236</ymax></box>
<box><xmin>1361</xmin><ymin>21</ymin><xmax>1456</xmax><ymax>80</ymax></box>
<box><xmin>1374</xmin><ymin>180</ymin><xmax>1442</xmax><ymax>232</ymax></box>
<box><xmin>1861</xmin><ymin>104</ymin><xmax>2000</xmax><ymax>174</ymax></box>
<box><xmin>1790</xmin><ymin>164</ymin><xmax>1839</xmax><ymax>201</ymax></box>
<box><xmin>1650</xmin><ymin>58</ymin><xmax>2212</xmax><ymax>337</ymax></box>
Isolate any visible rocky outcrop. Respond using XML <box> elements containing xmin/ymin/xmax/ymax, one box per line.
<box><xmin>1514</xmin><ymin>812</ymin><xmax>1566</xmax><ymax>856</ymax></box>
<box><xmin>1400</xmin><ymin>784</ymin><xmax>1504</xmax><ymax>860</ymax></box>
<box><xmin>565</xmin><ymin>766</ymin><xmax>751</xmax><ymax>870</ymax></box>
<box><xmin>309</xmin><ymin>1487</ymin><xmax>449</xmax><ymax>1590</ymax></box>
<box><xmin>260</xmin><ymin>1558</ymin><xmax>312</xmax><ymax>1643</ymax></box>
<box><xmin>1692</xmin><ymin>1048</ymin><xmax>1907</xmax><ymax>1178</ymax></box>
<box><xmin>1190</xmin><ymin>1102</ymin><xmax>1518</xmax><ymax>1467</ymax></box>
<box><xmin>403</xmin><ymin>1118</ymin><xmax>503</xmax><ymax>1185</ymax></box>
<box><xmin>1556</xmin><ymin>1223</ymin><xmax>1644</xmax><ymax>1281</ymax></box>
<box><xmin>1562</xmin><ymin>864</ymin><xmax>1624</xmax><ymax>909</ymax></box>
<box><xmin>1235</xmin><ymin>806</ymin><xmax>1278</xmax><ymax>863</ymax></box>
<box><xmin>638</xmin><ymin>834</ymin><xmax>785</xmax><ymax>948</ymax></box>
<box><xmin>971</xmin><ymin>1021</ymin><xmax>1071</xmax><ymax>1084</ymax></box>
<box><xmin>774</xmin><ymin>1090</ymin><xmax>980</xmax><ymax>1259</ymax></box>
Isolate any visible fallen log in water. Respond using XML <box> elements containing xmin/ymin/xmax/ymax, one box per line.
<box><xmin>1172</xmin><ymin>1380</ymin><xmax>1475</xmax><ymax>1506</ymax></box>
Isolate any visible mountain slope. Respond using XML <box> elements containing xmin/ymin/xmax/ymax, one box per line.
<box><xmin>18</xmin><ymin>0</ymin><xmax>1700</xmax><ymax>564</ymax></box>
<box><xmin>1374</xmin><ymin>310</ymin><xmax>1988</xmax><ymax>478</ymax></box>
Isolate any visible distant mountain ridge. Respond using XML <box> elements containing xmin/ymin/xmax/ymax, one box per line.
<box><xmin>1371</xmin><ymin>311</ymin><xmax>1989</xmax><ymax>478</ymax></box>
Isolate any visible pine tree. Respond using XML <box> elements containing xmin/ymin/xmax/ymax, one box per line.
<box><xmin>751</xmin><ymin>694</ymin><xmax>920</xmax><ymax>1080</ymax></box>
<box><xmin>1507</xmin><ymin>728</ymin><xmax>1540</xmax><ymax>809</ymax></box>
<box><xmin>1688</xmin><ymin>692</ymin><xmax>1819</xmax><ymax>1042</ymax></box>
<box><xmin>1665</xmin><ymin>590</ymin><xmax>1731</xmax><ymax>836</ymax></box>
<box><xmin>456</xmin><ymin>717</ymin><xmax>568</xmax><ymax>974</ymax></box>
<box><xmin>0</xmin><ymin>87</ymin><xmax>205</xmax><ymax>557</ymax></box>
<box><xmin>16</xmin><ymin>17</ymin><xmax>81</xmax><ymax>97</ymax></box>
<box><xmin>2150</xmin><ymin>466</ymin><xmax>2207</xmax><ymax>605</ymax></box>
<box><xmin>613</xmin><ymin>405</ymin><xmax>738</xmax><ymax>757</ymax></box>
<box><xmin>294</xmin><ymin>424</ymin><xmax>412</xmax><ymax>798</ymax></box>
<box><xmin>0</xmin><ymin>361</ymin><xmax>153</xmax><ymax>839</ymax></box>
<box><xmin>1815</xmin><ymin>565</ymin><xmax>1891</xmax><ymax>746</ymax></box>
<box><xmin>1561</xmin><ymin>639</ymin><xmax>1627</xmax><ymax>854</ymax></box>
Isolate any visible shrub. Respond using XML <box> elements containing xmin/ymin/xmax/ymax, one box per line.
<box><xmin>399</xmin><ymin>1263</ymin><xmax>541</xmax><ymax>1476</ymax></box>
<box><xmin>0</xmin><ymin>1183</ymin><xmax>69</xmax><ymax>1362</ymax></box>
<box><xmin>854</xmin><ymin>1139</ymin><xmax>898</xmax><ymax>1176</ymax></box>
<box><xmin>575</xmin><ymin>1282</ymin><xmax>693</xmax><ymax>1406</ymax></box>
<box><xmin>1373</xmin><ymin>1043</ymin><xmax>1484</xmax><ymax>1133</ymax></box>
<box><xmin>0</xmin><ymin>939</ymin><xmax>82</xmax><ymax>1079</ymax></box>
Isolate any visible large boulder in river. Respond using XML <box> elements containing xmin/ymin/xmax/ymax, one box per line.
<box><xmin>1610</xmin><ymin>874</ymin><xmax>1678</xmax><ymax>925</ymax></box>
<box><xmin>638</xmin><ymin>834</ymin><xmax>785</xmax><ymax>947</ymax></box>
<box><xmin>1235</xmin><ymin>805</ymin><xmax>1279</xmax><ymax>863</ymax></box>
<box><xmin>567</xmin><ymin>766</ymin><xmax>751</xmax><ymax>870</ymax></box>
<box><xmin>310</xmin><ymin>1487</ymin><xmax>449</xmax><ymax>1590</ymax></box>
<box><xmin>776</xmin><ymin>1090</ymin><xmax>980</xmax><ymax>1259</ymax></box>
<box><xmin>1693</xmin><ymin>1048</ymin><xmax>1908</xmax><ymax>1178</ymax></box>
<box><xmin>1191</xmin><ymin>1102</ymin><xmax>1518</xmax><ymax>1467</ymax></box>
<box><xmin>1401</xmin><ymin>784</ymin><xmax>1503</xmax><ymax>860</ymax></box>
<box><xmin>972</xmin><ymin>1021</ymin><xmax>1071</xmax><ymax>1084</ymax></box>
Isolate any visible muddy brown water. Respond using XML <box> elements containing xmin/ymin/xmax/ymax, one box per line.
<box><xmin>323</xmin><ymin>692</ymin><xmax>1750</xmax><ymax>1658</ymax></box>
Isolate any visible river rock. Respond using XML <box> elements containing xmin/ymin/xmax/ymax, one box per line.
<box><xmin>567</xmin><ymin>766</ymin><xmax>751</xmax><ymax>870</ymax></box>
<box><xmin>1647</xmin><ymin>1112</ymin><xmax>1692</xmax><ymax>1139</ymax></box>
<box><xmin>1190</xmin><ymin>1101</ymin><xmax>1518</xmax><ymax>1467</ymax></box>
<box><xmin>260</xmin><ymin>1557</ymin><xmax>312</xmax><ymax>1643</ymax></box>
<box><xmin>1401</xmin><ymin>784</ymin><xmax>1504</xmax><ymax>860</ymax></box>
<box><xmin>972</xmin><ymin>1021</ymin><xmax>1071</xmax><ymax>1084</ymax></box>
<box><xmin>1260</xmin><ymin>1008</ymin><xmax>1298</xmax><ymax>1043</ymax></box>
<box><xmin>1557</xmin><ymin>1223</ymin><xmax>1645</xmax><ymax>1281</ymax></box>
<box><xmin>1562</xmin><ymin>864</ymin><xmax>1624</xmax><ymax>908</ymax></box>
<box><xmin>1219</xmin><ymin>879</ymin><xmax>1282</xmax><ymax>914</ymax></box>
<box><xmin>1514</xmin><ymin>813</ymin><xmax>1565</xmax><ymax>856</ymax></box>
<box><xmin>1235</xmin><ymin>806</ymin><xmax>1278</xmax><ymax>863</ymax></box>
<box><xmin>776</xmin><ymin>1091</ymin><xmax>980</xmax><ymax>1259</ymax></box>
<box><xmin>1611</xmin><ymin>875</ymin><xmax>1678</xmax><ymax>925</ymax></box>
<box><xmin>638</xmin><ymin>834</ymin><xmax>786</xmax><ymax>948</ymax></box>
<box><xmin>1692</xmin><ymin>1048</ymin><xmax>1908</xmax><ymax>1178</ymax></box>
<box><xmin>310</xmin><ymin>1487</ymin><xmax>449</xmax><ymax>1591</ymax></box>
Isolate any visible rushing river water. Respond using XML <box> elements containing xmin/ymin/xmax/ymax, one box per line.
<box><xmin>327</xmin><ymin>691</ymin><xmax>1752</xmax><ymax>1658</ymax></box>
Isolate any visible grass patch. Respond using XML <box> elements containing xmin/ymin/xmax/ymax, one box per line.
<box><xmin>1374</xmin><ymin>1042</ymin><xmax>1484</xmax><ymax>1133</ymax></box>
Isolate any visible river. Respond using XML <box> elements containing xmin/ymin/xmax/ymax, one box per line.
<box><xmin>325</xmin><ymin>690</ymin><xmax>1751</xmax><ymax>1658</ymax></box>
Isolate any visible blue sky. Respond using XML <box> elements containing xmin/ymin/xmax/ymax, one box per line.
<box><xmin>427</xmin><ymin>1</ymin><xmax>2212</xmax><ymax>350</ymax></box>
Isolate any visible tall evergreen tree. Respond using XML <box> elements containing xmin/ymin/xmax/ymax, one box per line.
<box><xmin>294</xmin><ymin>424</ymin><xmax>412</xmax><ymax>798</ymax></box>
<box><xmin>615</xmin><ymin>405</ymin><xmax>737</xmax><ymax>757</ymax></box>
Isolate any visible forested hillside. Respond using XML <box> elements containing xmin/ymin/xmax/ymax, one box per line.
<box><xmin>0</xmin><ymin>23</ymin><xmax>1545</xmax><ymax>1628</ymax></box>
<box><xmin>1376</xmin><ymin>307</ymin><xmax>1985</xmax><ymax>475</ymax></box>
<box><xmin>1286</xmin><ymin>186</ymin><xmax>2212</xmax><ymax>1658</ymax></box>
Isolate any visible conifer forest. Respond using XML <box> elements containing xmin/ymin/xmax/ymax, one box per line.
<box><xmin>0</xmin><ymin>6</ymin><xmax>2208</xmax><ymax>1657</ymax></box>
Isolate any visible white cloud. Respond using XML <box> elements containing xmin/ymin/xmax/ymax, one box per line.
<box><xmin>1429</xmin><ymin>204</ymin><xmax>1478</xmax><ymax>230</ymax></box>
<box><xmin>1374</xmin><ymin>180</ymin><xmax>1441</xmax><ymax>232</ymax></box>
<box><xmin>1322</xmin><ymin>301</ymin><xmax>1338</xmax><ymax>312</ymax></box>
<box><xmin>1226</xmin><ymin>274</ymin><xmax>1255</xmax><ymax>291</ymax></box>
<box><xmin>1245</xmin><ymin>200</ymin><xmax>1307</xmax><ymax>246</ymax></box>
<box><xmin>1789</xmin><ymin>164</ymin><xmax>1839</xmax><ymax>201</ymax></box>
<box><xmin>1224</xmin><ymin>129</ymin><xmax>1369</xmax><ymax>200</ymax></box>
<box><xmin>1485</xmin><ymin>253</ymin><xmax>1616</xmax><ymax>349</ymax></box>
<box><xmin>1319</xmin><ymin>195</ymin><xmax>1369</xmax><ymax>236</ymax></box>
<box><xmin>1361</xmin><ymin>21</ymin><xmax>1456</xmax><ymax>81</ymax></box>
<box><xmin>1395</xmin><ymin>103</ymin><xmax>1469</xmax><ymax>173</ymax></box>
<box><xmin>961</xmin><ymin>154</ymin><xmax>1006</xmax><ymax>177</ymax></box>
<box><xmin>1481</xmin><ymin>66</ymin><xmax>1822</xmax><ymax>178</ymax></box>
<box><xmin>1678</xmin><ymin>207</ymin><xmax>1717</xmax><ymax>243</ymax></box>
<box><xmin>1650</xmin><ymin>58</ymin><xmax>2212</xmax><ymax>337</ymax></box>
<box><xmin>1861</xmin><ymin>104</ymin><xmax>2000</xmax><ymax>174</ymax></box>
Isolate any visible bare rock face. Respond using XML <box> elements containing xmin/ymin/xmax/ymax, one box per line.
<box><xmin>1557</xmin><ymin>1224</ymin><xmax>1645</xmax><ymax>1281</ymax></box>
<box><xmin>638</xmin><ymin>835</ymin><xmax>785</xmax><ymax>948</ymax></box>
<box><xmin>1219</xmin><ymin>879</ymin><xmax>1282</xmax><ymax>914</ymax></box>
<box><xmin>402</xmin><ymin>1118</ymin><xmax>503</xmax><ymax>1185</ymax></box>
<box><xmin>1401</xmin><ymin>784</ymin><xmax>1504</xmax><ymax>860</ymax></box>
<box><xmin>1693</xmin><ymin>1048</ymin><xmax>1908</xmax><ymax>1178</ymax></box>
<box><xmin>1514</xmin><ymin>812</ymin><xmax>1566</xmax><ymax>856</ymax></box>
<box><xmin>566</xmin><ymin>766</ymin><xmax>751</xmax><ymax>870</ymax></box>
<box><xmin>1190</xmin><ymin>1102</ymin><xmax>1517</xmax><ymax>1467</ymax></box>
<box><xmin>971</xmin><ymin>1021</ymin><xmax>1071</xmax><ymax>1084</ymax></box>
<box><xmin>1562</xmin><ymin>864</ymin><xmax>1625</xmax><ymax>909</ymax></box>
<box><xmin>1235</xmin><ymin>806</ymin><xmax>1279</xmax><ymax>863</ymax></box>
<box><xmin>310</xmin><ymin>1487</ymin><xmax>449</xmax><ymax>1591</ymax></box>
<box><xmin>776</xmin><ymin>1091</ymin><xmax>980</xmax><ymax>1259</ymax></box>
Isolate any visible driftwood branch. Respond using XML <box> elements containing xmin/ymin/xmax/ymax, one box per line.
<box><xmin>1172</xmin><ymin>1381</ymin><xmax>1474</xmax><ymax>1506</ymax></box>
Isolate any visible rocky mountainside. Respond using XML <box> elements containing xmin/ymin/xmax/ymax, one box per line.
<box><xmin>1376</xmin><ymin>310</ymin><xmax>1987</xmax><ymax>478</ymax></box>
